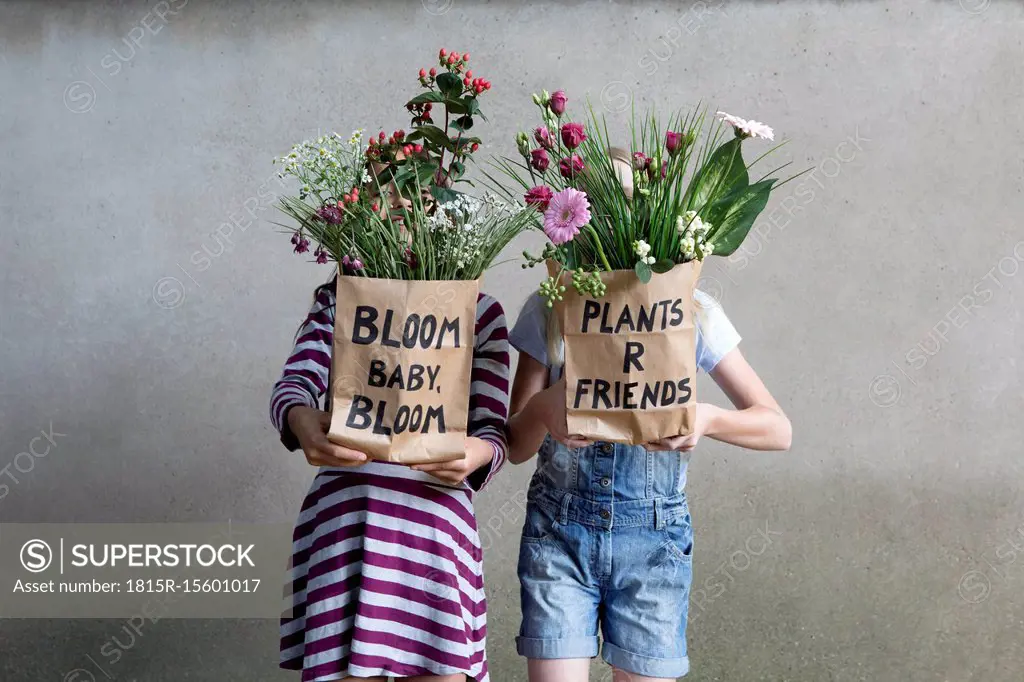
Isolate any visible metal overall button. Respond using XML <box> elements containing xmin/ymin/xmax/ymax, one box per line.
<box><xmin>600</xmin><ymin>442</ymin><xmax>613</xmax><ymax>454</ymax></box>
<box><xmin>599</xmin><ymin>509</ymin><xmax>611</xmax><ymax>520</ymax></box>
<box><xmin>600</xmin><ymin>477</ymin><xmax>611</xmax><ymax>488</ymax></box>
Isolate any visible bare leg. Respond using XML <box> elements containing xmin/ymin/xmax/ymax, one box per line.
<box><xmin>528</xmin><ymin>658</ymin><xmax>591</xmax><ymax>682</ymax></box>
<box><xmin>611</xmin><ymin>668</ymin><xmax>675</xmax><ymax>682</ymax></box>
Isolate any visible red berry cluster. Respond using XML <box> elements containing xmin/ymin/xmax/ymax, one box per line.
<box><xmin>417</xmin><ymin>49</ymin><xmax>492</xmax><ymax>95</ymax></box>
<box><xmin>366</xmin><ymin>129</ymin><xmax>424</xmax><ymax>163</ymax></box>
<box><xmin>406</xmin><ymin>100</ymin><xmax>434</xmax><ymax>126</ymax></box>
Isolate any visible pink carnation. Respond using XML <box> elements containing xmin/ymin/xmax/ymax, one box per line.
<box><xmin>543</xmin><ymin>188</ymin><xmax>591</xmax><ymax>245</ymax></box>
<box><xmin>560</xmin><ymin>122</ymin><xmax>587</xmax><ymax>150</ymax></box>
<box><xmin>665</xmin><ymin>130</ymin><xmax>683</xmax><ymax>155</ymax></box>
<box><xmin>558</xmin><ymin>154</ymin><xmax>585</xmax><ymax>179</ymax></box>
<box><xmin>530</xmin><ymin>148</ymin><xmax>550</xmax><ymax>172</ymax></box>
<box><xmin>549</xmin><ymin>90</ymin><xmax>568</xmax><ymax>116</ymax></box>
<box><xmin>534</xmin><ymin>126</ymin><xmax>554</xmax><ymax>150</ymax></box>
<box><xmin>632</xmin><ymin>152</ymin><xmax>651</xmax><ymax>171</ymax></box>
<box><xmin>524</xmin><ymin>185</ymin><xmax>554</xmax><ymax>211</ymax></box>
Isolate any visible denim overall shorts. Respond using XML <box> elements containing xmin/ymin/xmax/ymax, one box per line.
<box><xmin>516</xmin><ymin>435</ymin><xmax>694</xmax><ymax>678</ymax></box>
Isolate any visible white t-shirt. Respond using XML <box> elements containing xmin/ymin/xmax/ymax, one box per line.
<box><xmin>509</xmin><ymin>289</ymin><xmax>741</xmax><ymax>384</ymax></box>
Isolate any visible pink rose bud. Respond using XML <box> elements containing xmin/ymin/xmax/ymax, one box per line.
<box><xmin>429</xmin><ymin>67</ymin><xmax>437</xmax><ymax>77</ymax></box>
<box><xmin>549</xmin><ymin>90</ymin><xmax>568</xmax><ymax>116</ymax></box>
<box><xmin>439</xmin><ymin>48</ymin><xmax>447</xmax><ymax>58</ymax></box>
<box><xmin>534</xmin><ymin>126</ymin><xmax>553</xmax><ymax>150</ymax></box>
<box><xmin>560</xmin><ymin>122</ymin><xmax>587</xmax><ymax>150</ymax></box>
<box><xmin>524</xmin><ymin>185</ymin><xmax>555</xmax><ymax>212</ymax></box>
<box><xmin>530</xmin><ymin>148</ymin><xmax>551</xmax><ymax>172</ymax></box>
<box><xmin>632</xmin><ymin>152</ymin><xmax>651</xmax><ymax>171</ymax></box>
<box><xmin>419</xmin><ymin>68</ymin><xmax>427</xmax><ymax>78</ymax></box>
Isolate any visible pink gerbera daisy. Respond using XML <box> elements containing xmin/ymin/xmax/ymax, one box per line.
<box><xmin>543</xmin><ymin>188</ymin><xmax>591</xmax><ymax>245</ymax></box>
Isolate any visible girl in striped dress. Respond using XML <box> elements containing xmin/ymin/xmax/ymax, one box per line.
<box><xmin>270</xmin><ymin>278</ymin><xmax>510</xmax><ymax>682</ymax></box>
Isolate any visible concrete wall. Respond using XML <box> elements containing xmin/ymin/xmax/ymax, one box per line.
<box><xmin>2</xmin><ymin>0</ymin><xmax>1023</xmax><ymax>679</ymax></box>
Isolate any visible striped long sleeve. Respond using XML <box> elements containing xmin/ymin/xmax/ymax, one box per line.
<box><xmin>269</xmin><ymin>284</ymin><xmax>335</xmax><ymax>451</ymax></box>
<box><xmin>465</xmin><ymin>294</ymin><xmax>511</xmax><ymax>492</ymax></box>
<box><xmin>269</xmin><ymin>287</ymin><xmax>511</xmax><ymax>490</ymax></box>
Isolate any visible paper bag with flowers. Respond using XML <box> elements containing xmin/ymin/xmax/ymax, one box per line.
<box><xmin>492</xmin><ymin>89</ymin><xmax>796</xmax><ymax>444</ymax></box>
<box><xmin>273</xmin><ymin>49</ymin><xmax>533</xmax><ymax>463</ymax></box>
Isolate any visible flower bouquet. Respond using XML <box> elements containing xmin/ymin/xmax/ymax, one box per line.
<box><xmin>490</xmin><ymin>89</ymin><xmax>796</xmax><ymax>444</ymax></box>
<box><xmin>274</xmin><ymin>49</ymin><xmax>533</xmax><ymax>463</ymax></box>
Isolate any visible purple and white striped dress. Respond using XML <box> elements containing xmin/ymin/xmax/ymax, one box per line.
<box><xmin>270</xmin><ymin>282</ymin><xmax>509</xmax><ymax>682</ymax></box>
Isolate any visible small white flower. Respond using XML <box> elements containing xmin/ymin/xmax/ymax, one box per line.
<box><xmin>633</xmin><ymin>239</ymin><xmax>652</xmax><ymax>257</ymax></box>
<box><xmin>680</xmin><ymin>235</ymin><xmax>696</xmax><ymax>259</ymax></box>
<box><xmin>716</xmin><ymin>111</ymin><xmax>774</xmax><ymax>141</ymax></box>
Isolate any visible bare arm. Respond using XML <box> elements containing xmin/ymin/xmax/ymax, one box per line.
<box><xmin>703</xmin><ymin>348</ymin><xmax>792</xmax><ymax>451</ymax></box>
<box><xmin>507</xmin><ymin>355</ymin><xmax>590</xmax><ymax>464</ymax></box>
<box><xmin>507</xmin><ymin>356</ymin><xmax>552</xmax><ymax>465</ymax></box>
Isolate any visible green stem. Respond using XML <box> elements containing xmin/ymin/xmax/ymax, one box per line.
<box><xmin>588</xmin><ymin>225</ymin><xmax>613</xmax><ymax>271</ymax></box>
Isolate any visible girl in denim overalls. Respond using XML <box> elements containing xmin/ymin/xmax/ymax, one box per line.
<box><xmin>506</xmin><ymin>285</ymin><xmax>791</xmax><ymax>682</ymax></box>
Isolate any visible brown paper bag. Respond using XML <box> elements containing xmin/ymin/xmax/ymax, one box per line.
<box><xmin>327</xmin><ymin>274</ymin><xmax>479</xmax><ymax>463</ymax></box>
<box><xmin>551</xmin><ymin>260</ymin><xmax>702</xmax><ymax>445</ymax></box>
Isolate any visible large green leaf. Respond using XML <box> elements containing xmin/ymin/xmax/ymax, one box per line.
<box><xmin>452</xmin><ymin>115</ymin><xmax>474</xmax><ymax>132</ymax></box>
<box><xmin>431</xmin><ymin>185</ymin><xmax>460</xmax><ymax>204</ymax></box>
<box><xmin>435</xmin><ymin>72</ymin><xmax>462</xmax><ymax>97</ymax></box>
<box><xmin>705</xmin><ymin>178</ymin><xmax>777</xmax><ymax>256</ymax></box>
<box><xmin>445</xmin><ymin>100</ymin><xmax>469</xmax><ymax>115</ymax></box>
<box><xmin>405</xmin><ymin>124</ymin><xmax>451</xmax><ymax>149</ymax></box>
<box><xmin>406</xmin><ymin>91</ymin><xmax>446</xmax><ymax>105</ymax></box>
<box><xmin>414</xmin><ymin>160</ymin><xmax>439</xmax><ymax>185</ymax></box>
<box><xmin>689</xmin><ymin>138</ymin><xmax>748</xmax><ymax>213</ymax></box>
<box><xmin>466</xmin><ymin>96</ymin><xmax>487</xmax><ymax>121</ymax></box>
<box><xmin>651</xmin><ymin>258</ymin><xmax>675</xmax><ymax>274</ymax></box>
<box><xmin>635</xmin><ymin>260</ymin><xmax>652</xmax><ymax>283</ymax></box>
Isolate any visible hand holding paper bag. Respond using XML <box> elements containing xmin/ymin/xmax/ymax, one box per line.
<box><xmin>288</xmin><ymin>406</ymin><xmax>369</xmax><ymax>467</ymax></box>
<box><xmin>535</xmin><ymin>377</ymin><xmax>593</xmax><ymax>448</ymax></box>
